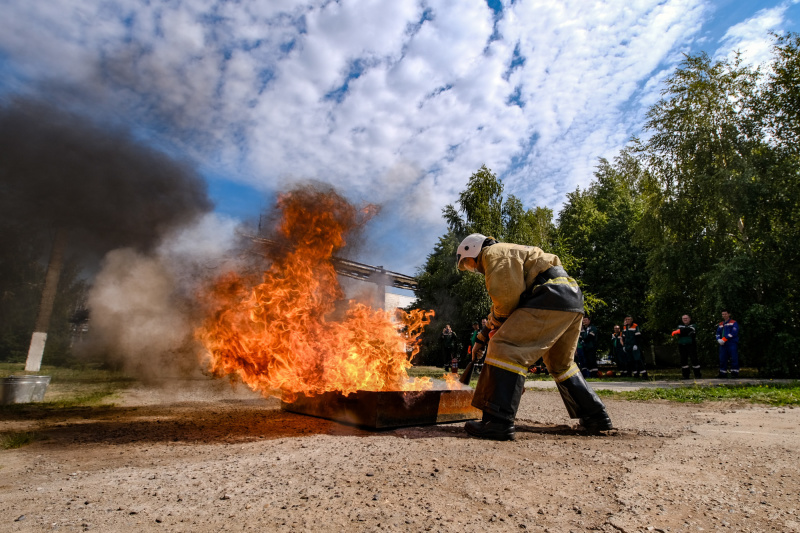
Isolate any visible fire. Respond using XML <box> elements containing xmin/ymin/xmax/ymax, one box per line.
<box><xmin>196</xmin><ymin>187</ymin><xmax>437</xmax><ymax>401</ymax></box>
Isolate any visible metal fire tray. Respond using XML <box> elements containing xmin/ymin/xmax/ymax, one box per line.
<box><xmin>281</xmin><ymin>387</ymin><xmax>480</xmax><ymax>429</ymax></box>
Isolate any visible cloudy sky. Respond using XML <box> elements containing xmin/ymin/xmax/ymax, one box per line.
<box><xmin>1</xmin><ymin>0</ymin><xmax>797</xmax><ymax>277</ymax></box>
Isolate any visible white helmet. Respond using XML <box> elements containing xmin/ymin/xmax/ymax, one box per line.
<box><xmin>456</xmin><ymin>233</ymin><xmax>487</xmax><ymax>271</ymax></box>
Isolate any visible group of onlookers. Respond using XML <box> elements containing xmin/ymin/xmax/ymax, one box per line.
<box><xmin>445</xmin><ymin>309</ymin><xmax>741</xmax><ymax>379</ymax></box>
<box><xmin>579</xmin><ymin>315</ymin><xmax>648</xmax><ymax>378</ymax></box>
<box><xmin>580</xmin><ymin>310</ymin><xmax>740</xmax><ymax>379</ymax></box>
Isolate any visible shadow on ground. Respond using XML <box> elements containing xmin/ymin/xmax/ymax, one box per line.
<box><xmin>2</xmin><ymin>398</ymin><xmax>640</xmax><ymax>446</ymax></box>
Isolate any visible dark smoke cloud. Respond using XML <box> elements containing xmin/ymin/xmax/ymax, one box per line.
<box><xmin>0</xmin><ymin>97</ymin><xmax>212</xmax><ymax>256</ymax></box>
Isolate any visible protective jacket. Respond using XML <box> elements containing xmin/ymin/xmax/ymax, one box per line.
<box><xmin>580</xmin><ymin>325</ymin><xmax>598</xmax><ymax>350</ymax></box>
<box><xmin>478</xmin><ymin>243</ymin><xmax>583</xmax><ymax>331</ymax></box>
<box><xmin>441</xmin><ymin>330</ymin><xmax>456</xmax><ymax>347</ymax></box>
<box><xmin>716</xmin><ymin>320</ymin><xmax>739</xmax><ymax>344</ymax></box>
<box><xmin>622</xmin><ymin>323</ymin><xmax>642</xmax><ymax>347</ymax></box>
<box><xmin>470</xmin><ymin>243</ymin><xmax>584</xmax><ymax>378</ymax></box>
<box><xmin>674</xmin><ymin>323</ymin><xmax>696</xmax><ymax>345</ymax></box>
<box><xmin>610</xmin><ymin>332</ymin><xmax>625</xmax><ymax>363</ymax></box>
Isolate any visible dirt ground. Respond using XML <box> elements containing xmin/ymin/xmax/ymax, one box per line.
<box><xmin>1</xmin><ymin>379</ymin><xmax>799</xmax><ymax>533</ymax></box>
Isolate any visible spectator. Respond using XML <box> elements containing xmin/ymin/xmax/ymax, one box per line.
<box><xmin>622</xmin><ymin>315</ymin><xmax>648</xmax><ymax>379</ymax></box>
<box><xmin>441</xmin><ymin>324</ymin><xmax>457</xmax><ymax>372</ymax></box>
<box><xmin>469</xmin><ymin>321</ymin><xmax>480</xmax><ymax>350</ymax></box>
<box><xmin>580</xmin><ymin>317</ymin><xmax>599</xmax><ymax>377</ymax></box>
<box><xmin>610</xmin><ymin>325</ymin><xmax>627</xmax><ymax>375</ymax></box>
<box><xmin>672</xmin><ymin>314</ymin><xmax>701</xmax><ymax>379</ymax></box>
<box><xmin>715</xmin><ymin>310</ymin><xmax>740</xmax><ymax>379</ymax></box>
<box><xmin>468</xmin><ymin>321</ymin><xmax>485</xmax><ymax>375</ymax></box>
<box><xmin>456</xmin><ymin>233</ymin><xmax>613</xmax><ymax>440</ymax></box>
<box><xmin>575</xmin><ymin>336</ymin><xmax>586</xmax><ymax>375</ymax></box>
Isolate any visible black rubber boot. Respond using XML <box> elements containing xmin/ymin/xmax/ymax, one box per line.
<box><xmin>466</xmin><ymin>364</ymin><xmax>525</xmax><ymax>441</ymax></box>
<box><xmin>556</xmin><ymin>371</ymin><xmax>613</xmax><ymax>432</ymax></box>
<box><xmin>464</xmin><ymin>411</ymin><xmax>516</xmax><ymax>441</ymax></box>
<box><xmin>681</xmin><ymin>367</ymin><xmax>691</xmax><ymax>379</ymax></box>
<box><xmin>693</xmin><ymin>367</ymin><xmax>702</xmax><ymax>378</ymax></box>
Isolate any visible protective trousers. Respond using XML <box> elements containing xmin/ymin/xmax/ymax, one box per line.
<box><xmin>583</xmin><ymin>346</ymin><xmax>598</xmax><ymax>377</ymax></box>
<box><xmin>719</xmin><ymin>343</ymin><xmax>739</xmax><ymax>376</ymax></box>
<box><xmin>481</xmin><ymin>308</ymin><xmax>582</xmax><ymax>376</ymax></box>
<box><xmin>679</xmin><ymin>343</ymin><xmax>701</xmax><ymax>378</ymax></box>
<box><xmin>625</xmin><ymin>345</ymin><xmax>646</xmax><ymax>376</ymax></box>
<box><xmin>471</xmin><ymin>308</ymin><xmax>609</xmax><ymax>424</ymax></box>
<box><xmin>616</xmin><ymin>346</ymin><xmax>631</xmax><ymax>376</ymax></box>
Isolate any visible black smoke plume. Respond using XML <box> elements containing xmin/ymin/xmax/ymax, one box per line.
<box><xmin>0</xmin><ymin>96</ymin><xmax>214</xmax><ymax>371</ymax></box>
<box><xmin>0</xmin><ymin>97</ymin><xmax>212</xmax><ymax>256</ymax></box>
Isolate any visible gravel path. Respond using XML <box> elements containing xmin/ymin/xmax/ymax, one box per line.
<box><xmin>1</xmin><ymin>380</ymin><xmax>798</xmax><ymax>532</ymax></box>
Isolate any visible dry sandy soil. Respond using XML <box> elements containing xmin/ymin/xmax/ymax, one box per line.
<box><xmin>1</xmin><ymin>379</ymin><xmax>799</xmax><ymax>533</ymax></box>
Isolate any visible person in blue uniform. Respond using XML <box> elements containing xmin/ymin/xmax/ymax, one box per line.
<box><xmin>715</xmin><ymin>310</ymin><xmax>740</xmax><ymax>379</ymax></box>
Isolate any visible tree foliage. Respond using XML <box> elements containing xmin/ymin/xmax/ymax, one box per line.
<box><xmin>638</xmin><ymin>45</ymin><xmax>800</xmax><ymax>376</ymax></box>
<box><xmin>556</xmin><ymin>149</ymin><xmax>649</xmax><ymax>351</ymax></box>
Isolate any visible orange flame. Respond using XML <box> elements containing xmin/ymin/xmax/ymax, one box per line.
<box><xmin>196</xmin><ymin>187</ymin><xmax>437</xmax><ymax>401</ymax></box>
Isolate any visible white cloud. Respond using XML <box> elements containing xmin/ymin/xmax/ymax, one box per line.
<box><xmin>1</xmin><ymin>0</ymin><xmax>793</xmax><ymax>274</ymax></box>
<box><xmin>716</xmin><ymin>2</ymin><xmax>793</xmax><ymax>66</ymax></box>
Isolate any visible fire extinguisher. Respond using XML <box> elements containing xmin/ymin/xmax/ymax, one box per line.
<box><xmin>451</xmin><ymin>355</ymin><xmax>459</xmax><ymax>373</ymax></box>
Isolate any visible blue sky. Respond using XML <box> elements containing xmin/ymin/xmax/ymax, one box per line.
<box><xmin>1</xmin><ymin>0</ymin><xmax>797</xmax><ymax>279</ymax></box>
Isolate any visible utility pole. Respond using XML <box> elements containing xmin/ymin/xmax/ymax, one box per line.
<box><xmin>25</xmin><ymin>228</ymin><xmax>68</xmax><ymax>372</ymax></box>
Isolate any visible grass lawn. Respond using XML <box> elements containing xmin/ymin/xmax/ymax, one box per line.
<box><xmin>408</xmin><ymin>364</ymin><xmax>800</xmax><ymax>406</ymax></box>
<box><xmin>0</xmin><ymin>363</ymin><xmax>137</xmax><ymax>451</ymax></box>
<box><xmin>598</xmin><ymin>382</ymin><xmax>800</xmax><ymax>406</ymax></box>
<box><xmin>0</xmin><ymin>362</ymin><xmax>134</xmax><ymax>409</ymax></box>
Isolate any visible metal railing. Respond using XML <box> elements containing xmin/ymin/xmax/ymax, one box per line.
<box><xmin>250</xmin><ymin>236</ymin><xmax>418</xmax><ymax>291</ymax></box>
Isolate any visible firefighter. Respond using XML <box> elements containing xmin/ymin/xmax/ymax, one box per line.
<box><xmin>610</xmin><ymin>325</ymin><xmax>627</xmax><ymax>375</ymax></box>
<box><xmin>715</xmin><ymin>310</ymin><xmax>740</xmax><ymax>379</ymax></box>
<box><xmin>672</xmin><ymin>314</ymin><xmax>701</xmax><ymax>379</ymax></box>
<box><xmin>622</xmin><ymin>315</ymin><xmax>648</xmax><ymax>379</ymax></box>
<box><xmin>456</xmin><ymin>233</ymin><xmax>613</xmax><ymax>441</ymax></box>
<box><xmin>580</xmin><ymin>316</ymin><xmax>599</xmax><ymax>377</ymax></box>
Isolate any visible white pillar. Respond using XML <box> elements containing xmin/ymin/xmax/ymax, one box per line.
<box><xmin>24</xmin><ymin>229</ymin><xmax>67</xmax><ymax>372</ymax></box>
<box><xmin>25</xmin><ymin>332</ymin><xmax>48</xmax><ymax>371</ymax></box>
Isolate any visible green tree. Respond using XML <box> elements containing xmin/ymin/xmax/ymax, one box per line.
<box><xmin>762</xmin><ymin>33</ymin><xmax>800</xmax><ymax>151</ymax></box>
<box><xmin>556</xmin><ymin>149</ymin><xmax>649</xmax><ymax>353</ymax></box>
<box><xmin>641</xmin><ymin>48</ymin><xmax>800</xmax><ymax>376</ymax></box>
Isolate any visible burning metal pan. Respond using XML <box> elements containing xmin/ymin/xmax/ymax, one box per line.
<box><xmin>281</xmin><ymin>385</ymin><xmax>480</xmax><ymax>429</ymax></box>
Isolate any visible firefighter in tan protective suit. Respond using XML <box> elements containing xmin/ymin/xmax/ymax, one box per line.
<box><xmin>457</xmin><ymin>233</ymin><xmax>613</xmax><ymax>440</ymax></box>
